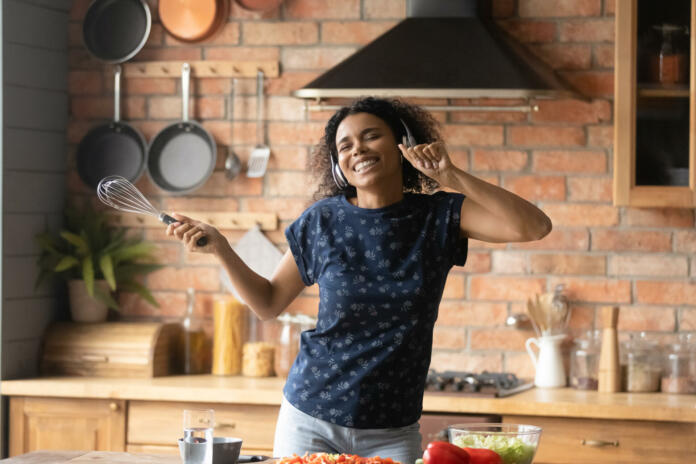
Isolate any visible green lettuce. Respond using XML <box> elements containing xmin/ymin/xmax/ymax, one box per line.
<box><xmin>453</xmin><ymin>434</ymin><xmax>536</xmax><ymax>464</ymax></box>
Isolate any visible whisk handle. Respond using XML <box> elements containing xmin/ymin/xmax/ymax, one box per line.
<box><xmin>159</xmin><ymin>213</ymin><xmax>208</xmax><ymax>247</ymax></box>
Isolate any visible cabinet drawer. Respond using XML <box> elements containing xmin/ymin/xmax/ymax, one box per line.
<box><xmin>503</xmin><ymin>415</ymin><xmax>696</xmax><ymax>464</ymax></box>
<box><xmin>128</xmin><ymin>401</ymin><xmax>278</xmax><ymax>452</ymax></box>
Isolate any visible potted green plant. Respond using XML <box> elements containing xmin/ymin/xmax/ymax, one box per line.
<box><xmin>35</xmin><ymin>203</ymin><xmax>161</xmax><ymax>322</ymax></box>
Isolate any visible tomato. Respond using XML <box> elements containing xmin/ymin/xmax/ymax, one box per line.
<box><xmin>461</xmin><ymin>448</ymin><xmax>502</xmax><ymax>464</ymax></box>
<box><xmin>422</xmin><ymin>441</ymin><xmax>470</xmax><ymax>464</ymax></box>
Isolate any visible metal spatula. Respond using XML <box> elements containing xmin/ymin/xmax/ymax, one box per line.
<box><xmin>246</xmin><ymin>70</ymin><xmax>270</xmax><ymax>178</ymax></box>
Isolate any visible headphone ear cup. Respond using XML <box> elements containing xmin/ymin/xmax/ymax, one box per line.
<box><xmin>331</xmin><ymin>154</ymin><xmax>349</xmax><ymax>189</ymax></box>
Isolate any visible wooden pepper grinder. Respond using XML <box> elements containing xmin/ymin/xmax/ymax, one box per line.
<box><xmin>598</xmin><ymin>306</ymin><xmax>621</xmax><ymax>392</ymax></box>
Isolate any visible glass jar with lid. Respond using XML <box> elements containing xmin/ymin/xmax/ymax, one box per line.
<box><xmin>622</xmin><ymin>332</ymin><xmax>662</xmax><ymax>392</ymax></box>
<box><xmin>273</xmin><ymin>314</ymin><xmax>317</xmax><ymax>378</ymax></box>
<box><xmin>570</xmin><ymin>330</ymin><xmax>601</xmax><ymax>390</ymax></box>
<box><xmin>661</xmin><ymin>334</ymin><xmax>696</xmax><ymax>394</ymax></box>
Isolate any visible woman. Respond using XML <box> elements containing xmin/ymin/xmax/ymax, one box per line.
<box><xmin>166</xmin><ymin>97</ymin><xmax>552</xmax><ymax>464</ymax></box>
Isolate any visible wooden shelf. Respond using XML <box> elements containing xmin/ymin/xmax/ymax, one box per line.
<box><xmin>637</xmin><ymin>83</ymin><xmax>690</xmax><ymax>98</ymax></box>
<box><xmin>106</xmin><ymin>211</ymin><xmax>278</xmax><ymax>231</ymax></box>
<box><xmin>120</xmin><ymin>60</ymin><xmax>279</xmax><ymax>78</ymax></box>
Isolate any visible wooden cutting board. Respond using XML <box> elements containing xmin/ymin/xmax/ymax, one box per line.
<box><xmin>0</xmin><ymin>451</ymin><xmax>179</xmax><ymax>463</ymax></box>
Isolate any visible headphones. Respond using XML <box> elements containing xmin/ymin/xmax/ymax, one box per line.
<box><xmin>331</xmin><ymin>118</ymin><xmax>417</xmax><ymax>190</ymax></box>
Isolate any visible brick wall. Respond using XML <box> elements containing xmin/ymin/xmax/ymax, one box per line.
<box><xmin>66</xmin><ymin>0</ymin><xmax>695</xmax><ymax>379</ymax></box>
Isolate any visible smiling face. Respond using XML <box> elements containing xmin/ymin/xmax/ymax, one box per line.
<box><xmin>335</xmin><ymin>112</ymin><xmax>403</xmax><ymax>191</ymax></box>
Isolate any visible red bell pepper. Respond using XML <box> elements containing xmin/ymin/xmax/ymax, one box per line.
<box><xmin>461</xmin><ymin>448</ymin><xmax>502</xmax><ymax>464</ymax></box>
<box><xmin>422</xmin><ymin>441</ymin><xmax>470</xmax><ymax>464</ymax></box>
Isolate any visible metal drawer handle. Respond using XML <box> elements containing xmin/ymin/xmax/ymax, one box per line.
<box><xmin>217</xmin><ymin>422</ymin><xmax>236</xmax><ymax>429</ymax></box>
<box><xmin>581</xmin><ymin>439</ymin><xmax>619</xmax><ymax>447</ymax></box>
<box><xmin>82</xmin><ymin>354</ymin><xmax>109</xmax><ymax>362</ymax></box>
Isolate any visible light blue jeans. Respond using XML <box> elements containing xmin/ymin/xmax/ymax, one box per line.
<box><xmin>273</xmin><ymin>397</ymin><xmax>423</xmax><ymax>464</ymax></box>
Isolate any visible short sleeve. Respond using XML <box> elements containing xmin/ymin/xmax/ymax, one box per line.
<box><xmin>285</xmin><ymin>215</ymin><xmax>315</xmax><ymax>287</ymax></box>
<box><xmin>438</xmin><ymin>192</ymin><xmax>468</xmax><ymax>267</ymax></box>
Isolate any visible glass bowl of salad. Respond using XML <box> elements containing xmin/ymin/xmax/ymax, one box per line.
<box><xmin>448</xmin><ymin>423</ymin><xmax>542</xmax><ymax>464</ymax></box>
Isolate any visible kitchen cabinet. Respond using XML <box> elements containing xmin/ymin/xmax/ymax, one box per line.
<box><xmin>614</xmin><ymin>0</ymin><xmax>696</xmax><ymax>207</ymax></box>
<box><xmin>9</xmin><ymin>397</ymin><xmax>126</xmax><ymax>456</ymax></box>
<box><xmin>503</xmin><ymin>414</ymin><xmax>696</xmax><ymax>464</ymax></box>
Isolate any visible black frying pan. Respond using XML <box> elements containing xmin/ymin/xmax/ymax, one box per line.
<box><xmin>147</xmin><ymin>63</ymin><xmax>217</xmax><ymax>194</ymax></box>
<box><xmin>83</xmin><ymin>0</ymin><xmax>151</xmax><ymax>63</ymax></box>
<box><xmin>77</xmin><ymin>66</ymin><xmax>147</xmax><ymax>190</ymax></box>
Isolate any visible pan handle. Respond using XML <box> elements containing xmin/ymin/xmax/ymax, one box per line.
<box><xmin>181</xmin><ymin>62</ymin><xmax>190</xmax><ymax>123</ymax></box>
<box><xmin>114</xmin><ymin>65</ymin><xmax>122</xmax><ymax>123</ymax></box>
<box><xmin>159</xmin><ymin>213</ymin><xmax>208</xmax><ymax>247</ymax></box>
<box><xmin>256</xmin><ymin>70</ymin><xmax>264</xmax><ymax>146</ymax></box>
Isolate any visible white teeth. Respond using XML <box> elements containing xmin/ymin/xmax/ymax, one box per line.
<box><xmin>354</xmin><ymin>159</ymin><xmax>377</xmax><ymax>172</ymax></box>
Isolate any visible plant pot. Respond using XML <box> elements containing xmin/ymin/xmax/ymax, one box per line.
<box><xmin>68</xmin><ymin>279</ymin><xmax>109</xmax><ymax>322</ymax></box>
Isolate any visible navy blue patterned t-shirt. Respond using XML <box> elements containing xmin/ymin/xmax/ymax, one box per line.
<box><xmin>284</xmin><ymin>192</ymin><xmax>468</xmax><ymax>429</ymax></box>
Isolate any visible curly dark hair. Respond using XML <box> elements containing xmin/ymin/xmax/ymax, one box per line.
<box><xmin>309</xmin><ymin>97</ymin><xmax>441</xmax><ymax>201</ymax></box>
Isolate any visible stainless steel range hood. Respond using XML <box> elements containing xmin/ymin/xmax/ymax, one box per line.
<box><xmin>293</xmin><ymin>0</ymin><xmax>578</xmax><ymax>103</ymax></box>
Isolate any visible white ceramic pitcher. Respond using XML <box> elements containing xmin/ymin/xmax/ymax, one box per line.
<box><xmin>525</xmin><ymin>334</ymin><xmax>566</xmax><ymax>388</ymax></box>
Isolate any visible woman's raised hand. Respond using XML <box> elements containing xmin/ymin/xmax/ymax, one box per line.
<box><xmin>398</xmin><ymin>141</ymin><xmax>453</xmax><ymax>183</ymax></box>
<box><xmin>165</xmin><ymin>213</ymin><xmax>228</xmax><ymax>255</ymax></box>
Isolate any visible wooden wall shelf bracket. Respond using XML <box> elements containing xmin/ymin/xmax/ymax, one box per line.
<box><xmin>120</xmin><ymin>61</ymin><xmax>279</xmax><ymax>78</ymax></box>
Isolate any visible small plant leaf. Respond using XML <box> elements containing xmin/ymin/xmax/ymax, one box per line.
<box><xmin>54</xmin><ymin>256</ymin><xmax>80</xmax><ymax>272</ymax></box>
<box><xmin>94</xmin><ymin>284</ymin><xmax>119</xmax><ymax>311</ymax></box>
<box><xmin>99</xmin><ymin>254</ymin><xmax>116</xmax><ymax>291</ymax></box>
<box><xmin>82</xmin><ymin>256</ymin><xmax>94</xmax><ymax>296</ymax></box>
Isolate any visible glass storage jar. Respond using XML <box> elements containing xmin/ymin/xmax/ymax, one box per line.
<box><xmin>661</xmin><ymin>334</ymin><xmax>696</xmax><ymax>394</ymax></box>
<box><xmin>570</xmin><ymin>330</ymin><xmax>601</xmax><ymax>390</ymax></box>
<box><xmin>622</xmin><ymin>332</ymin><xmax>662</xmax><ymax>392</ymax></box>
<box><xmin>274</xmin><ymin>313</ymin><xmax>301</xmax><ymax>378</ymax></box>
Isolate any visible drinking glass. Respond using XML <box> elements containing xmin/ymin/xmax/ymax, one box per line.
<box><xmin>182</xmin><ymin>409</ymin><xmax>214</xmax><ymax>464</ymax></box>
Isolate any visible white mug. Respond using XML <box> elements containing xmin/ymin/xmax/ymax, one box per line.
<box><xmin>525</xmin><ymin>334</ymin><xmax>567</xmax><ymax>388</ymax></box>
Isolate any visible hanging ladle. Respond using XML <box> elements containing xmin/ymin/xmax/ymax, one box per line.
<box><xmin>225</xmin><ymin>78</ymin><xmax>242</xmax><ymax>179</ymax></box>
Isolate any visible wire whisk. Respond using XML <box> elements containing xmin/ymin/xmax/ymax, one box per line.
<box><xmin>97</xmin><ymin>175</ymin><xmax>207</xmax><ymax>247</ymax></box>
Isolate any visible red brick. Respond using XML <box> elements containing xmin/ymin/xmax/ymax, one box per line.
<box><xmin>567</xmin><ymin>177</ymin><xmax>612</xmax><ymax>202</ymax></box>
<box><xmin>491</xmin><ymin>251</ymin><xmax>528</xmax><ymax>274</ymax></box>
<box><xmin>151</xmin><ymin>242</ymin><xmax>182</xmax><ymax>266</ymax></box>
<box><xmin>512</xmin><ymin>228</ymin><xmax>589</xmax><ymax>251</ymax></box>
<box><xmin>504</xmin><ymin>352</ymin><xmax>535</xmax><ymax>379</ymax></box>
<box><xmin>165</xmin><ymin>23</ymin><xmax>240</xmax><ymax>46</ymax></box>
<box><xmin>69</xmin><ymin>71</ymin><xmax>102</xmax><ymax>95</ymax></box>
<box><xmin>532</xmin><ymin>44</ymin><xmax>592</xmax><ymax>70</ymax></box>
<box><xmin>71</xmin><ymin>96</ymin><xmax>146</xmax><ymax>120</ymax></box>
<box><xmin>433</xmin><ymin>327</ymin><xmax>468</xmax><ymax>349</ymax></box>
<box><xmin>206</xmin><ymin>47</ymin><xmax>280</xmax><ymax>61</ymax></box>
<box><xmin>197</xmin><ymin>172</ymin><xmax>264</xmax><ymax>197</ymax></box>
<box><xmin>499</xmin><ymin>19</ymin><xmax>557</xmax><ymax>43</ymax></box>
<box><xmin>470</xmin><ymin>328</ymin><xmax>536</xmax><ymax>351</ymax></box>
<box><xmin>243</xmin><ymin>22</ymin><xmax>317</xmax><ymax>45</ymax></box>
<box><xmin>195</xmin><ymin>78</ymin><xmax>232</xmax><ymax>96</ymax></box>
<box><xmin>322</xmin><ymin>21</ymin><xmax>397</xmax><ymax>45</ymax></box>
<box><xmin>504</xmin><ymin>175</ymin><xmax>566</xmax><ymax>201</ymax></box>
<box><xmin>145</xmin><ymin>25</ymin><xmax>165</xmax><ymax>47</ymax></box>
<box><xmin>447</xmin><ymin>148</ymin><xmax>470</xmax><ymax>170</ymax></box>
<box><xmin>148</xmin><ymin>96</ymin><xmax>224</xmax><ymax>120</ymax></box>
<box><xmin>70</xmin><ymin>0</ymin><xmax>90</xmax><ymax>20</ymax></box>
<box><xmin>442</xmin><ymin>125</ymin><xmax>504</xmax><ymax>146</ymax></box>
<box><xmin>285</xmin><ymin>0</ymin><xmax>360</xmax><ymax>19</ymax></box>
<box><xmin>675</xmin><ymin>231</ymin><xmax>696</xmax><ymax>253</ymax></box>
<box><xmin>519</xmin><ymin>0</ymin><xmax>601</xmax><ymax>18</ymax></box>
<box><xmin>604</xmin><ymin>0</ymin><xmax>615</xmax><ymax>16</ymax></box>
<box><xmin>492</xmin><ymin>0</ymin><xmax>516</xmax><ymax>18</ymax></box>
<box><xmin>457</xmin><ymin>251</ymin><xmax>492</xmax><ymax>273</ymax></box>
<box><xmin>123</xmin><ymin>78</ymin><xmax>177</xmax><ymax>95</ymax></box>
<box><xmin>609</xmin><ymin>255</ymin><xmax>688</xmax><ymax>277</ymax></box>
<box><xmin>184</xmin><ymin>250</ymin><xmax>222</xmax><ymax>266</ymax></box>
<box><xmin>229</xmin><ymin>1</ymin><xmax>281</xmax><ymax>19</ymax></box>
<box><xmin>268</xmin><ymin>122</ymin><xmax>325</xmax><ymax>144</ymax></box>
<box><xmin>636</xmin><ymin>281</ymin><xmax>696</xmax><ymax>306</ymax></box>
<box><xmin>508</xmin><ymin>126</ymin><xmax>585</xmax><ymax>147</ymax></box>
<box><xmin>623</xmin><ymin>208</ymin><xmax>694</xmax><ymax>228</ymax></box>
<box><xmin>244</xmin><ymin>198</ymin><xmax>308</xmax><ymax>221</ymax></box>
<box><xmin>283</xmin><ymin>46</ymin><xmax>357</xmax><ymax>70</ymax></box>
<box><xmin>592</xmin><ymin>229</ymin><xmax>671</xmax><ymax>252</ymax></box>
<box><xmin>162</xmin><ymin>197</ymin><xmax>240</xmax><ymax>212</ymax></box>
<box><xmin>266</xmin><ymin>71</ymin><xmax>321</xmax><ymax>96</ymax></box>
<box><xmin>449</xmin><ymin>109</ymin><xmax>527</xmax><ymax>123</ymax></box>
<box><xmin>593</xmin><ymin>43</ymin><xmax>614</xmax><ymax>68</ymax></box>
<box><xmin>149</xmin><ymin>266</ymin><xmax>220</xmax><ymax>291</ymax></box>
<box><xmin>532</xmin><ymin>99</ymin><xmax>611</xmax><ymax>124</ymax></box>
<box><xmin>618</xmin><ymin>306</ymin><xmax>677</xmax><ymax>332</ymax></box>
<box><xmin>438</xmin><ymin>301</ymin><xmax>508</xmax><ymax>326</ymax></box>
<box><xmin>265</xmin><ymin>146</ymin><xmax>309</xmax><ymax>170</ymax></box>
<box><xmin>543</xmin><ymin>204</ymin><xmax>618</xmax><ymax>227</ymax></box>
<box><xmin>566</xmin><ymin>304</ymin><xmax>595</xmax><ymax>331</ymax></box>
<box><xmin>430</xmin><ymin>352</ymin><xmax>503</xmax><ymax>373</ymax></box>
<box><xmin>587</xmin><ymin>125</ymin><xmax>613</xmax><ymax>148</ymax></box>
<box><xmin>561</xmin><ymin>70</ymin><xmax>614</xmax><ymax>97</ymax></box>
<box><xmin>531</xmin><ymin>254</ymin><xmax>606</xmax><ymax>275</ymax></box>
<box><xmin>533</xmin><ymin>150</ymin><xmax>606</xmax><ymax>173</ymax></box>
<box><xmin>119</xmin><ymin>291</ymin><xmax>187</xmax><ymax>318</ymax></box>
<box><xmin>68</xmin><ymin>22</ymin><xmax>82</xmax><ymax>47</ymax></box>
<box><xmin>204</xmin><ymin>122</ymin><xmax>255</xmax><ymax>145</ymax></box>
<box><xmin>549</xmin><ymin>277</ymin><xmax>631</xmax><ymax>303</ymax></box>
<box><xmin>472</xmin><ymin>149</ymin><xmax>528</xmax><ymax>172</ymax></box>
<box><xmin>135</xmin><ymin>47</ymin><xmax>202</xmax><ymax>62</ymax></box>
<box><xmin>442</xmin><ymin>273</ymin><xmax>466</xmax><ymax>299</ymax></box>
<box><xmin>681</xmin><ymin>309</ymin><xmax>696</xmax><ymax>330</ymax></box>
<box><xmin>559</xmin><ymin>19</ymin><xmax>614</xmax><ymax>42</ymax></box>
<box><xmin>364</xmin><ymin>0</ymin><xmax>406</xmax><ymax>19</ymax></box>
<box><xmin>266</xmin><ymin>171</ymin><xmax>313</xmax><ymax>197</ymax></box>
<box><xmin>470</xmin><ymin>276</ymin><xmax>546</xmax><ymax>301</ymax></box>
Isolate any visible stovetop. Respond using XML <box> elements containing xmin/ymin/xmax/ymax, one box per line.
<box><xmin>425</xmin><ymin>370</ymin><xmax>534</xmax><ymax>398</ymax></box>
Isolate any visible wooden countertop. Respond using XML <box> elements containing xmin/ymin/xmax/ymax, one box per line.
<box><xmin>2</xmin><ymin>375</ymin><xmax>695</xmax><ymax>423</ymax></box>
<box><xmin>0</xmin><ymin>451</ymin><xmax>179</xmax><ymax>464</ymax></box>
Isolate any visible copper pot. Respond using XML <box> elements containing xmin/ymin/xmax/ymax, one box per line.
<box><xmin>159</xmin><ymin>0</ymin><xmax>229</xmax><ymax>42</ymax></box>
<box><xmin>235</xmin><ymin>0</ymin><xmax>283</xmax><ymax>12</ymax></box>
